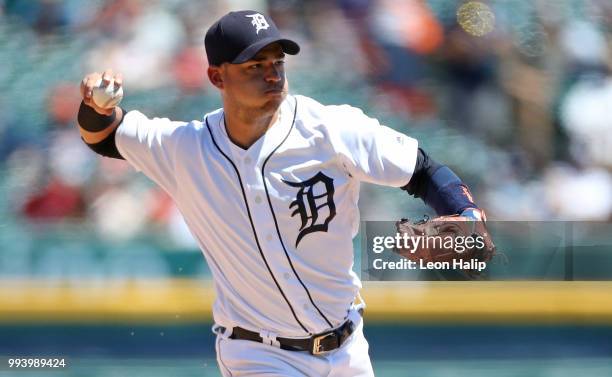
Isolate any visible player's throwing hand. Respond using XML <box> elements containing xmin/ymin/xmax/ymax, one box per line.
<box><xmin>80</xmin><ymin>69</ymin><xmax>123</xmax><ymax>116</ymax></box>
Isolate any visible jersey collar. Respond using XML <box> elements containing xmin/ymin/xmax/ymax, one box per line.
<box><xmin>212</xmin><ymin>95</ymin><xmax>296</xmax><ymax>165</ymax></box>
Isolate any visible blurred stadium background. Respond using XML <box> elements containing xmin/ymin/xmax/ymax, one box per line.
<box><xmin>1</xmin><ymin>0</ymin><xmax>612</xmax><ymax>376</ymax></box>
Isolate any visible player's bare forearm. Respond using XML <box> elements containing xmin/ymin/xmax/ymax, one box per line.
<box><xmin>77</xmin><ymin>69</ymin><xmax>124</xmax><ymax>144</ymax></box>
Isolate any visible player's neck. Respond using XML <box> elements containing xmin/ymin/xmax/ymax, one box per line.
<box><xmin>223</xmin><ymin>105</ymin><xmax>280</xmax><ymax>150</ymax></box>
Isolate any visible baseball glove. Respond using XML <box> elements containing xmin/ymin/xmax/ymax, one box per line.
<box><xmin>394</xmin><ymin>215</ymin><xmax>496</xmax><ymax>278</ymax></box>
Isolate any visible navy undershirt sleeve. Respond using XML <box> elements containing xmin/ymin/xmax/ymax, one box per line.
<box><xmin>83</xmin><ymin>127</ymin><xmax>124</xmax><ymax>160</ymax></box>
<box><xmin>402</xmin><ymin>148</ymin><xmax>477</xmax><ymax>215</ymax></box>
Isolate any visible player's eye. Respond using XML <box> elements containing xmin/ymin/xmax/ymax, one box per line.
<box><xmin>248</xmin><ymin>64</ymin><xmax>261</xmax><ymax>70</ymax></box>
<box><xmin>274</xmin><ymin>60</ymin><xmax>285</xmax><ymax>66</ymax></box>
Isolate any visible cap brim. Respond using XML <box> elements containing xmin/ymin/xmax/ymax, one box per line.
<box><xmin>232</xmin><ymin>37</ymin><xmax>300</xmax><ymax>64</ymax></box>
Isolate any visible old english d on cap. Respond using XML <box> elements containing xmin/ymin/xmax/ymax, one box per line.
<box><xmin>205</xmin><ymin>10</ymin><xmax>300</xmax><ymax>66</ymax></box>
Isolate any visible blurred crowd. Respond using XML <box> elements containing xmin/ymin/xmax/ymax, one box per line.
<box><xmin>1</xmin><ymin>0</ymin><xmax>612</xmax><ymax>248</ymax></box>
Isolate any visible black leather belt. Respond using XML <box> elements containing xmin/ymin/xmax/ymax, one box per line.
<box><xmin>226</xmin><ymin>319</ymin><xmax>356</xmax><ymax>355</ymax></box>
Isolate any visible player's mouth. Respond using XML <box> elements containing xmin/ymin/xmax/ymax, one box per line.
<box><xmin>265</xmin><ymin>87</ymin><xmax>284</xmax><ymax>95</ymax></box>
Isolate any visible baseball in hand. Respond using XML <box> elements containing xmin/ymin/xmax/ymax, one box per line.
<box><xmin>92</xmin><ymin>78</ymin><xmax>123</xmax><ymax>109</ymax></box>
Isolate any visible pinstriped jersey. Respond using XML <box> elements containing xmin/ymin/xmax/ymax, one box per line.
<box><xmin>115</xmin><ymin>95</ymin><xmax>418</xmax><ymax>336</ymax></box>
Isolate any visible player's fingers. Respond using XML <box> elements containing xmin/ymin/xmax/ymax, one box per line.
<box><xmin>80</xmin><ymin>74</ymin><xmax>97</xmax><ymax>96</ymax></box>
<box><xmin>114</xmin><ymin>72</ymin><xmax>123</xmax><ymax>89</ymax></box>
<box><xmin>102</xmin><ymin>68</ymin><xmax>114</xmax><ymax>86</ymax></box>
<box><xmin>84</xmin><ymin>76</ymin><xmax>98</xmax><ymax>99</ymax></box>
<box><xmin>80</xmin><ymin>77</ymin><xmax>88</xmax><ymax>98</ymax></box>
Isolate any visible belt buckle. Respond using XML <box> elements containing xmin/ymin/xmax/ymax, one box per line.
<box><xmin>311</xmin><ymin>331</ymin><xmax>337</xmax><ymax>355</ymax></box>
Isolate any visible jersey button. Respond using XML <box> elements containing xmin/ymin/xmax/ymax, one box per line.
<box><xmin>283</xmin><ymin>272</ymin><xmax>291</xmax><ymax>280</ymax></box>
<box><xmin>254</xmin><ymin>196</ymin><xmax>262</xmax><ymax>204</ymax></box>
<box><xmin>303</xmin><ymin>304</ymin><xmax>310</xmax><ymax>311</ymax></box>
<box><xmin>244</xmin><ymin>157</ymin><xmax>251</xmax><ymax>164</ymax></box>
<box><xmin>266</xmin><ymin>234</ymin><xmax>273</xmax><ymax>242</ymax></box>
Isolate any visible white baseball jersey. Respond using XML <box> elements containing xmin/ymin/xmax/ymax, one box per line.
<box><xmin>115</xmin><ymin>94</ymin><xmax>418</xmax><ymax>337</ymax></box>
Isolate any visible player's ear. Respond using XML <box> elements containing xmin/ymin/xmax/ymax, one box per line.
<box><xmin>207</xmin><ymin>66</ymin><xmax>224</xmax><ymax>89</ymax></box>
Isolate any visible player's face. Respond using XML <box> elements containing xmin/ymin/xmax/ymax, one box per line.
<box><xmin>220</xmin><ymin>43</ymin><xmax>288</xmax><ymax>112</ymax></box>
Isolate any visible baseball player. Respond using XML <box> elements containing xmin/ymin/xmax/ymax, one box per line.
<box><xmin>77</xmin><ymin>10</ymin><xmax>484</xmax><ymax>376</ymax></box>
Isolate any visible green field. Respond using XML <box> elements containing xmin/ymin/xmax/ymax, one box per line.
<box><xmin>1</xmin><ymin>324</ymin><xmax>611</xmax><ymax>376</ymax></box>
<box><xmin>1</xmin><ymin>357</ymin><xmax>611</xmax><ymax>377</ymax></box>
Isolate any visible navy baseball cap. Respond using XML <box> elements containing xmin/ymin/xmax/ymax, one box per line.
<box><xmin>205</xmin><ymin>10</ymin><xmax>300</xmax><ymax>66</ymax></box>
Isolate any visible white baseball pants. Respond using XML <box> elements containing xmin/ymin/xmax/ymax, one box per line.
<box><xmin>214</xmin><ymin>316</ymin><xmax>374</xmax><ymax>376</ymax></box>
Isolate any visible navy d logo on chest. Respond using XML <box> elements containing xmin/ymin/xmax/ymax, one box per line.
<box><xmin>282</xmin><ymin>172</ymin><xmax>336</xmax><ymax>247</ymax></box>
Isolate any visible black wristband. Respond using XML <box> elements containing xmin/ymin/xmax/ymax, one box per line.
<box><xmin>77</xmin><ymin>101</ymin><xmax>117</xmax><ymax>132</ymax></box>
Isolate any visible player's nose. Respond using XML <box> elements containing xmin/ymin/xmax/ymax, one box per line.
<box><xmin>263</xmin><ymin>64</ymin><xmax>282</xmax><ymax>83</ymax></box>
